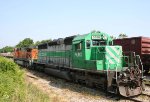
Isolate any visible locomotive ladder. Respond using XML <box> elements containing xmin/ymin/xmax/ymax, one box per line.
<box><xmin>106</xmin><ymin>59</ymin><xmax>119</xmax><ymax>94</ymax></box>
<box><xmin>130</xmin><ymin>52</ymin><xmax>144</xmax><ymax>79</ymax></box>
<box><xmin>136</xmin><ymin>55</ymin><xmax>144</xmax><ymax>78</ymax></box>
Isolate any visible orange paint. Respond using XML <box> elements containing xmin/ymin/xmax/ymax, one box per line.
<box><xmin>14</xmin><ymin>48</ymin><xmax>38</xmax><ymax>60</ymax></box>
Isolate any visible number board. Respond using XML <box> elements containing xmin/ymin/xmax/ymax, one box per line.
<box><xmin>92</xmin><ymin>36</ymin><xmax>101</xmax><ymax>39</ymax></box>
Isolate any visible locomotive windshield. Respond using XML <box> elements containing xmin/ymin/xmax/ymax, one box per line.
<box><xmin>92</xmin><ymin>40</ymin><xmax>107</xmax><ymax>46</ymax></box>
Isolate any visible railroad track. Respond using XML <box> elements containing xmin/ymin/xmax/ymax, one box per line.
<box><xmin>106</xmin><ymin>93</ymin><xmax>150</xmax><ymax>102</ymax></box>
<box><xmin>102</xmin><ymin>75</ymin><xmax>150</xmax><ymax>102</ymax></box>
<box><xmin>22</xmin><ymin>68</ymin><xmax>150</xmax><ymax>102</ymax></box>
<box><xmin>125</xmin><ymin>75</ymin><xmax>150</xmax><ymax>102</ymax></box>
<box><xmin>130</xmin><ymin>94</ymin><xmax>150</xmax><ymax>102</ymax></box>
<box><xmin>144</xmin><ymin>79</ymin><xmax>150</xmax><ymax>85</ymax></box>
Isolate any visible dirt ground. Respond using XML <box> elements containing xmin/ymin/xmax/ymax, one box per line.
<box><xmin>25</xmin><ymin>69</ymin><xmax>150</xmax><ymax>102</ymax></box>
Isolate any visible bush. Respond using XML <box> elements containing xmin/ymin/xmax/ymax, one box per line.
<box><xmin>0</xmin><ymin>57</ymin><xmax>50</xmax><ymax>102</ymax></box>
<box><xmin>0</xmin><ymin>57</ymin><xmax>24</xmax><ymax>101</ymax></box>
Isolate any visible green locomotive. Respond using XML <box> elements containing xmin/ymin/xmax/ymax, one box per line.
<box><xmin>14</xmin><ymin>31</ymin><xmax>144</xmax><ymax>97</ymax></box>
<box><xmin>35</xmin><ymin>31</ymin><xmax>144</xmax><ymax>97</ymax></box>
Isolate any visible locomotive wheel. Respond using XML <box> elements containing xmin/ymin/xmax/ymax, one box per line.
<box><xmin>86</xmin><ymin>81</ymin><xmax>93</xmax><ymax>87</ymax></box>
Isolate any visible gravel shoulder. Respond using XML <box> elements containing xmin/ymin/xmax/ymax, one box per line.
<box><xmin>25</xmin><ymin>69</ymin><xmax>150</xmax><ymax>102</ymax></box>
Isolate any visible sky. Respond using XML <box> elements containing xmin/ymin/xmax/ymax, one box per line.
<box><xmin>0</xmin><ymin>0</ymin><xmax>150</xmax><ymax>48</ymax></box>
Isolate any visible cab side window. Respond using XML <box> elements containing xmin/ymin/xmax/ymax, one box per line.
<box><xmin>75</xmin><ymin>43</ymin><xmax>82</xmax><ymax>50</ymax></box>
<box><xmin>86</xmin><ymin>40</ymin><xmax>90</xmax><ymax>49</ymax></box>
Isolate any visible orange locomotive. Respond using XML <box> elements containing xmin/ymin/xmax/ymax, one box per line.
<box><xmin>14</xmin><ymin>47</ymin><xmax>38</xmax><ymax>67</ymax></box>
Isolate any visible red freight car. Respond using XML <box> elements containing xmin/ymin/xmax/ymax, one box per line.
<box><xmin>114</xmin><ymin>37</ymin><xmax>150</xmax><ymax>73</ymax></box>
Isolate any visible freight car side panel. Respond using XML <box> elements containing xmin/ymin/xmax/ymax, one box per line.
<box><xmin>141</xmin><ymin>37</ymin><xmax>150</xmax><ymax>54</ymax></box>
<box><xmin>114</xmin><ymin>38</ymin><xmax>141</xmax><ymax>55</ymax></box>
<box><xmin>114</xmin><ymin>37</ymin><xmax>150</xmax><ymax>55</ymax></box>
<box><xmin>141</xmin><ymin>37</ymin><xmax>150</xmax><ymax>70</ymax></box>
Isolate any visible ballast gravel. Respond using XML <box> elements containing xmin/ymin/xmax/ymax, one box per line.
<box><xmin>25</xmin><ymin>69</ymin><xmax>150</xmax><ymax>102</ymax></box>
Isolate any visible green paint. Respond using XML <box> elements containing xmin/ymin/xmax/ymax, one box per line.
<box><xmin>38</xmin><ymin>31</ymin><xmax>128</xmax><ymax>71</ymax></box>
<box><xmin>72</xmin><ymin>31</ymin><xmax>122</xmax><ymax>70</ymax></box>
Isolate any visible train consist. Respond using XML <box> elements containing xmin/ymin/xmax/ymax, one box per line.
<box><xmin>114</xmin><ymin>37</ymin><xmax>150</xmax><ymax>73</ymax></box>
<box><xmin>0</xmin><ymin>52</ymin><xmax>13</xmax><ymax>58</ymax></box>
<box><xmin>13</xmin><ymin>31</ymin><xmax>145</xmax><ymax>97</ymax></box>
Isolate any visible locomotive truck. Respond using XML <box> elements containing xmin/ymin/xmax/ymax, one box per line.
<box><xmin>14</xmin><ymin>31</ymin><xmax>145</xmax><ymax>97</ymax></box>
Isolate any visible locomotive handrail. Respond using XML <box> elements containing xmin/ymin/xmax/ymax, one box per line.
<box><xmin>106</xmin><ymin>60</ymin><xmax>109</xmax><ymax>92</ymax></box>
<box><xmin>121</xmin><ymin>56</ymin><xmax>129</xmax><ymax>67</ymax></box>
<box><xmin>136</xmin><ymin>55</ymin><xmax>144</xmax><ymax>78</ymax></box>
<box><xmin>122</xmin><ymin>51</ymin><xmax>137</xmax><ymax>64</ymax></box>
<box><xmin>115</xmin><ymin>58</ymin><xmax>118</xmax><ymax>82</ymax></box>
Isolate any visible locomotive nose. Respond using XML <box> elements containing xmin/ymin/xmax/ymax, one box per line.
<box><xmin>118</xmin><ymin>67</ymin><xmax>144</xmax><ymax>97</ymax></box>
<box><xmin>119</xmin><ymin>85</ymin><xmax>142</xmax><ymax>97</ymax></box>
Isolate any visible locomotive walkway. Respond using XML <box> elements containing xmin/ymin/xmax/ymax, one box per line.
<box><xmin>25</xmin><ymin>69</ymin><xmax>150</xmax><ymax>102</ymax></box>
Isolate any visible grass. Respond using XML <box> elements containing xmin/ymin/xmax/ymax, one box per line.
<box><xmin>0</xmin><ymin>56</ymin><xmax>50</xmax><ymax>102</ymax></box>
<box><xmin>19</xmin><ymin>82</ymin><xmax>50</xmax><ymax>102</ymax></box>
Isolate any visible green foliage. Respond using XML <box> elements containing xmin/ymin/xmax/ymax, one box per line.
<box><xmin>24</xmin><ymin>83</ymin><xmax>50</xmax><ymax>102</ymax></box>
<box><xmin>15</xmin><ymin>38</ymin><xmax>51</xmax><ymax>47</ymax></box>
<box><xmin>0</xmin><ymin>57</ymin><xmax>50</xmax><ymax>102</ymax></box>
<box><xmin>0</xmin><ymin>46</ymin><xmax>14</xmax><ymax>53</ymax></box>
<box><xmin>110</xmin><ymin>35</ymin><xmax>116</xmax><ymax>39</ymax></box>
<box><xmin>34</xmin><ymin>39</ymin><xmax>51</xmax><ymax>46</ymax></box>
<box><xmin>0</xmin><ymin>57</ymin><xmax>24</xmax><ymax>102</ymax></box>
<box><xmin>118</xmin><ymin>33</ymin><xmax>128</xmax><ymax>39</ymax></box>
<box><xmin>34</xmin><ymin>41</ymin><xmax>41</xmax><ymax>46</ymax></box>
<box><xmin>16</xmin><ymin>38</ymin><xmax>34</xmax><ymax>48</ymax></box>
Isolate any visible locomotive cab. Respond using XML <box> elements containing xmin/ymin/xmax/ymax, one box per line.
<box><xmin>72</xmin><ymin>31</ymin><xmax>144</xmax><ymax>97</ymax></box>
<box><xmin>72</xmin><ymin>31</ymin><xmax>123</xmax><ymax>71</ymax></box>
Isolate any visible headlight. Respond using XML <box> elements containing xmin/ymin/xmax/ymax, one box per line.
<box><xmin>103</xmin><ymin>36</ymin><xmax>107</xmax><ymax>40</ymax></box>
<box><xmin>123</xmin><ymin>73</ymin><xmax>127</xmax><ymax>77</ymax></box>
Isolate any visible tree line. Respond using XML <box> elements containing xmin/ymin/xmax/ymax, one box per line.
<box><xmin>0</xmin><ymin>38</ymin><xmax>51</xmax><ymax>53</ymax></box>
<box><xmin>0</xmin><ymin>33</ymin><xmax>127</xmax><ymax>53</ymax></box>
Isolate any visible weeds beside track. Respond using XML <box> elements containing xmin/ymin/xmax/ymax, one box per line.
<box><xmin>0</xmin><ymin>56</ymin><xmax>50</xmax><ymax>102</ymax></box>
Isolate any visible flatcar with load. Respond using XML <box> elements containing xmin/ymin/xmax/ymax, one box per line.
<box><xmin>14</xmin><ymin>31</ymin><xmax>145</xmax><ymax>97</ymax></box>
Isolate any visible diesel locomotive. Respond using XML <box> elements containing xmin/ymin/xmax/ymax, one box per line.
<box><xmin>14</xmin><ymin>31</ymin><xmax>145</xmax><ymax>97</ymax></box>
